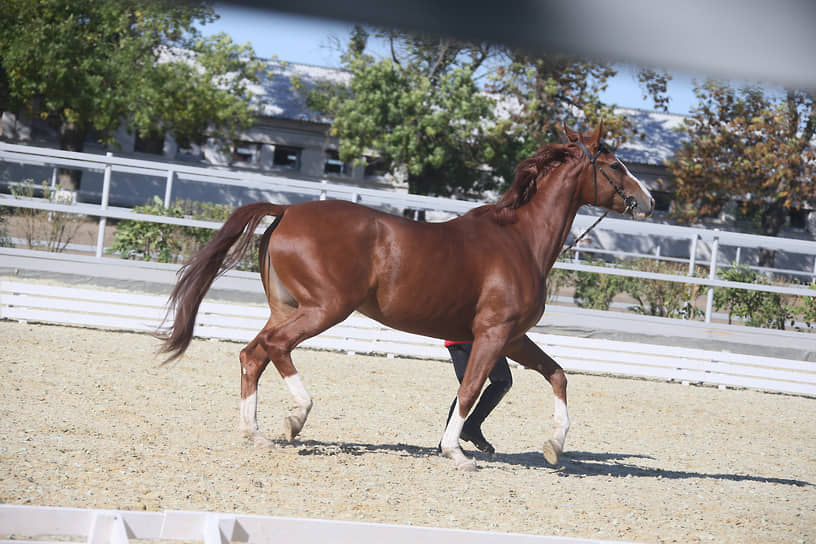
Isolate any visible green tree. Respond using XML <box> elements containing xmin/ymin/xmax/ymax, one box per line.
<box><xmin>310</xmin><ymin>29</ymin><xmax>498</xmax><ymax>199</ymax></box>
<box><xmin>309</xmin><ymin>28</ymin><xmax>670</xmax><ymax>199</ymax></box>
<box><xmin>0</xmin><ymin>0</ymin><xmax>264</xmax><ymax>190</ymax></box>
<box><xmin>485</xmin><ymin>54</ymin><xmax>668</xmax><ymax>185</ymax></box>
<box><xmin>666</xmin><ymin>81</ymin><xmax>816</xmax><ymax>267</ymax></box>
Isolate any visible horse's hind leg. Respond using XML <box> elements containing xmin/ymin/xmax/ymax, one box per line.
<box><xmin>239</xmin><ymin>341</ymin><xmax>273</xmax><ymax>446</ymax></box>
<box><xmin>504</xmin><ymin>334</ymin><xmax>569</xmax><ymax>464</ymax></box>
<box><xmin>251</xmin><ymin>304</ymin><xmax>353</xmax><ymax>442</ymax></box>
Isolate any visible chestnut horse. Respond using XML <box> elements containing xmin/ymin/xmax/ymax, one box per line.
<box><xmin>159</xmin><ymin>123</ymin><xmax>654</xmax><ymax>471</ymax></box>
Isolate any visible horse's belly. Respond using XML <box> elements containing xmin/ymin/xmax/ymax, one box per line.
<box><xmin>356</xmin><ymin>302</ymin><xmax>473</xmax><ymax>343</ymax></box>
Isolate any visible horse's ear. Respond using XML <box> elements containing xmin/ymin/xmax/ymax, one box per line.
<box><xmin>563</xmin><ymin>122</ymin><xmax>580</xmax><ymax>142</ymax></box>
<box><xmin>590</xmin><ymin>120</ymin><xmax>605</xmax><ymax>145</ymax></box>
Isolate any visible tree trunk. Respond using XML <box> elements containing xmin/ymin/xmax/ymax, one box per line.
<box><xmin>57</xmin><ymin>121</ymin><xmax>86</xmax><ymax>191</ymax></box>
<box><xmin>758</xmin><ymin>199</ymin><xmax>787</xmax><ymax>269</ymax></box>
<box><xmin>404</xmin><ymin>172</ymin><xmax>436</xmax><ymax>222</ymax></box>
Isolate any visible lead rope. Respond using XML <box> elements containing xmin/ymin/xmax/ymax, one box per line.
<box><xmin>560</xmin><ymin>210</ymin><xmax>609</xmax><ymax>257</ymax></box>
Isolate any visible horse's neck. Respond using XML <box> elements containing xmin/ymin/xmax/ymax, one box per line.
<box><xmin>518</xmin><ymin>173</ymin><xmax>584</xmax><ymax>275</ymax></box>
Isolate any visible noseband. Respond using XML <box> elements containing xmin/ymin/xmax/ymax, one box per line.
<box><xmin>574</xmin><ymin>140</ymin><xmax>637</xmax><ymax>215</ymax></box>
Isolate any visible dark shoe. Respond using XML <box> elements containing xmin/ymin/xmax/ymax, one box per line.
<box><xmin>460</xmin><ymin>425</ymin><xmax>495</xmax><ymax>456</ymax></box>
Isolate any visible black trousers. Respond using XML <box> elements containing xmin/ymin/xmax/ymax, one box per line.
<box><xmin>447</xmin><ymin>342</ymin><xmax>512</xmax><ymax>386</ymax></box>
<box><xmin>446</xmin><ymin>343</ymin><xmax>512</xmax><ymax>428</ymax></box>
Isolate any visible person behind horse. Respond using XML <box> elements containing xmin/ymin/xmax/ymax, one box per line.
<box><xmin>443</xmin><ymin>341</ymin><xmax>512</xmax><ymax>456</ymax></box>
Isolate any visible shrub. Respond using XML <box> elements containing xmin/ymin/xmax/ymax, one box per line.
<box><xmin>619</xmin><ymin>258</ymin><xmax>702</xmax><ymax>319</ymax></box>
<box><xmin>10</xmin><ymin>180</ymin><xmax>85</xmax><ymax>252</ymax></box>
<box><xmin>572</xmin><ymin>259</ymin><xmax>627</xmax><ymax>310</ymax></box>
<box><xmin>791</xmin><ymin>282</ymin><xmax>816</xmax><ymax>332</ymax></box>
<box><xmin>546</xmin><ymin>264</ymin><xmax>574</xmax><ymax>303</ymax></box>
<box><xmin>0</xmin><ymin>213</ymin><xmax>11</xmax><ymax>247</ymax></box>
<box><xmin>713</xmin><ymin>264</ymin><xmax>793</xmax><ymax>329</ymax></box>
<box><xmin>110</xmin><ymin>198</ymin><xmax>258</xmax><ymax>270</ymax></box>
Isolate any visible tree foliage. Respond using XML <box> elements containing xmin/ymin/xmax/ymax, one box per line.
<box><xmin>483</xmin><ymin>54</ymin><xmax>667</xmax><ymax>186</ymax></box>
<box><xmin>309</xmin><ymin>29</ymin><xmax>497</xmax><ymax>197</ymax></box>
<box><xmin>308</xmin><ymin>27</ymin><xmax>670</xmax><ymax>198</ymax></box>
<box><xmin>665</xmin><ymin>81</ymin><xmax>816</xmax><ymax>264</ymax></box>
<box><xmin>0</xmin><ymin>0</ymin><xmax>264</xmax><ymax>188</ymax></box>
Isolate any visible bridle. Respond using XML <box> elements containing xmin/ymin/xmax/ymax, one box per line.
<box><xmin>561</xmin><ymin>140</ymin><xmax>638</xmax><ymax>256</ymax></box>
<box><xmin>574</xmin><ymin>139</ymin><xmax>638</xmax><ymax>214</ymax></box>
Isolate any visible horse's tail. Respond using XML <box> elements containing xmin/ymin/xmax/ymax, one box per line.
<box><xmin>157</xmin><ymin>202</ymin><xmax>287</xmax><ymax>363</ymax></box>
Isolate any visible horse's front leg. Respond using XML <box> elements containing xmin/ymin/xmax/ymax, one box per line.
<box><xmin>504</xmin><ymin>334</ymin><xmax>569</xmax><ymax>464</ymax></box>
<box><xmin>440</xmin><ymin>336</ymin><xmax>507</xmax><ymax>471</ymax></box>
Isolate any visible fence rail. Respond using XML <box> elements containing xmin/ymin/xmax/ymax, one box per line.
<box><xmin>2</xmin><ymin>280</ymin><xmax>813</xmax><ymax>396</ymax></box>
<box><xmin>2</xmin><ymin>141</ymin><xmax>816</xmax><ymax>325</ymax></box>
<box><xmin>0</xmin><ymin>505</ymin><xmax>622</xmax><ymax>544</ymax></box>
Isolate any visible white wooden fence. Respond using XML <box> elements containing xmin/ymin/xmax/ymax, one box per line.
<box><xmin>0</xmin><ymin>505</ymin><xmax>628</xmax><ymax>544</ymax></box>
<box><xmin>2</xmin><ymin>140</ymin><xmax>816</xmax><ymax>325</ymax></box>
<box><xmin>1</xmin><ymin>279</ymin><xmax>813</xmax><ymax>396</ymax></box>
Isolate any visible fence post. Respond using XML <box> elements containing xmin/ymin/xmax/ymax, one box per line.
<box><xmin>95</xmin><ymin>152</ymin><xmax>113</xmax><ymax>258</ymax></box>
<box><xmin>688</xmin><ymin>233</ymin><xmax>699</xmax><ymax>275</ymax></box>
<box><xmin>164</xmin><ymin>169</ymin><xmax>175</xmax><ymax>208</ymax></box>
<box><xmin>320</xmin><ymin>178</ymin><xmax>327</xmax><ymax>200</ymax></box>
<box><xmin>704</xmin><ymin>229</ymin><xmax>720</xmax><ymax>324</ymax></box>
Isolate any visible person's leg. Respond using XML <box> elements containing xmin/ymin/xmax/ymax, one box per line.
<box><xmin>461</xmin><ymin>356</ymin><xmax>512</xmax><ymax>455</ymax></box>
<box><xmin>444</xmin><ymin>342</ymin><xmax>470</xmax><ymax>421</ymax></box>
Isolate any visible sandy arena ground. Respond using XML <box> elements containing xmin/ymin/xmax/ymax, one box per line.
<box><xmin>1</xmin><ymin>320</ymin><xmax>814</xmax><ymax>543</ymax></box>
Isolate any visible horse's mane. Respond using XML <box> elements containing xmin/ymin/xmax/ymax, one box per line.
<box><xmin>471</xmin><ymin>143</ymin><xmax>574</xmax><ymax>225</ymax></box>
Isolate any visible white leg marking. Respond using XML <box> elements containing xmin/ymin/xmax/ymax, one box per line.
<box><xmin>284</xmin><ymin>373</ymin><xmax>313</xmax><ymax>415</ymax></box>
<box><xmin>440</xmin><ymin>399</ymin><xmax>477</xmax><ymax>471</ymax></box>
<box><xmin>239</xmin><ymin>391</ymin><xmax>258</xmax><ymax>433</ymax></box>
<box><xmin>283</xmin><ymin>373</ymin><xmax>313</xmax><ymax>440</ymax></box>
<box><xmin>553</xmin><ymin>396</ymin><xmax>570</xmax><ymax>450</ymax></box>
<box><xmin>542</xmin><ymin>396</ymin><xmax>570</xmax><ymax>465</ymax></box>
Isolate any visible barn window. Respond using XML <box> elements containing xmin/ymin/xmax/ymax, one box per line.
<box><xmin>273</xmin><ymin>145</ymin><xmax>301</xmax><ymax>170</ymax></box>
<box><xmin>231</xmin><ymin>141</ymin><xmax>261</xmax><ymax>167</ymax></box>
<box><xmin>324</xmin><ymin>149</ymin><xmax>351</xmax><ymax>176</ymax></box>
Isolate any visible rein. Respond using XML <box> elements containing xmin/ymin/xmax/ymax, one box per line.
<box><xmin>561</xmin><ymin>140</ymin><xmax>637</xmax><ymax>257</ymax></box>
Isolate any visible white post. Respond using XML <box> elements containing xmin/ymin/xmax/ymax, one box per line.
<box><xmin>164</xmin><ymin>169</ymin><xmax>175</xmax><ymax>208</ymax></box>
<box><xmin>688</xmin><ymin>234</ymin><xmax>699</xmax><ymax>275</ymax></box>
<box><xmin>95</xmin><ymin>152</ymin><xmax>113</xmax><ymax>258</ymax></box>
<box><xmin>735</xmin><ymin>247</ymin><xmax>741</xmax><ymax>265</ymax></box>
<box><xmin>320</xmin><ymin>178</ymin><xmax>327</xmax><ymax>200</ymax></box>
<box><xmin>704</xmin><ymin>230</ymin><xmax>720</xmax><ymax>324</ymax></box>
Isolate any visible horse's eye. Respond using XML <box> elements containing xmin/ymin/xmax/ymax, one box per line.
<box><xmin>610</xmin><ymin>162</ymin><xmax>622</xmax><ymax>171</ymax></box>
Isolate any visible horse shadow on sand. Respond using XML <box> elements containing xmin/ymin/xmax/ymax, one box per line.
<box><xmin>270</xmin><ymin>438</ymin><xmax>812</xmax><ymax>488</ymax></box>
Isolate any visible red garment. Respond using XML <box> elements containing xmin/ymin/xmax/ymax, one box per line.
<box><xmin>444</xmin><ymin>340</ymin><xmax>468</xmax><ymax>347</ymax></box>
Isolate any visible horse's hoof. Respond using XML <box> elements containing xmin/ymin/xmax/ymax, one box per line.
<box><xmin>456</xmin><ymin>458</ymin><xmax>478</xmax><ymax>471</ymax></box>
<box><xmin>542</xmin><ymin>439</ymin><xmax>562</xmax><ymax>465</ymax></box>
<box><xmin>252</xmin><ymin>433</ymin><xmax>275</xmax><ymax>448</ymax></box>
<box><xmin>442</xmin><ymin>447</ymin><xmax>477</xmax><ymax>471</ymax></box>
<box><xmin>283</xmin><ymin>416</ymin><xmax>302</xmax><ymax>441</ymax></box>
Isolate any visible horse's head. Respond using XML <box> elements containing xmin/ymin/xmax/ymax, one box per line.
<box><xmin>564</xmin><ymin>122</ymin><xmax>654</xmax><ymax>219</ymax></box>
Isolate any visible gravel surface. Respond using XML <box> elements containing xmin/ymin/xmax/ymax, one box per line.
<box><xmin>1</xmin><ymin>320</ymin><xmax>814</xmax><ymax>543</ymax></box>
